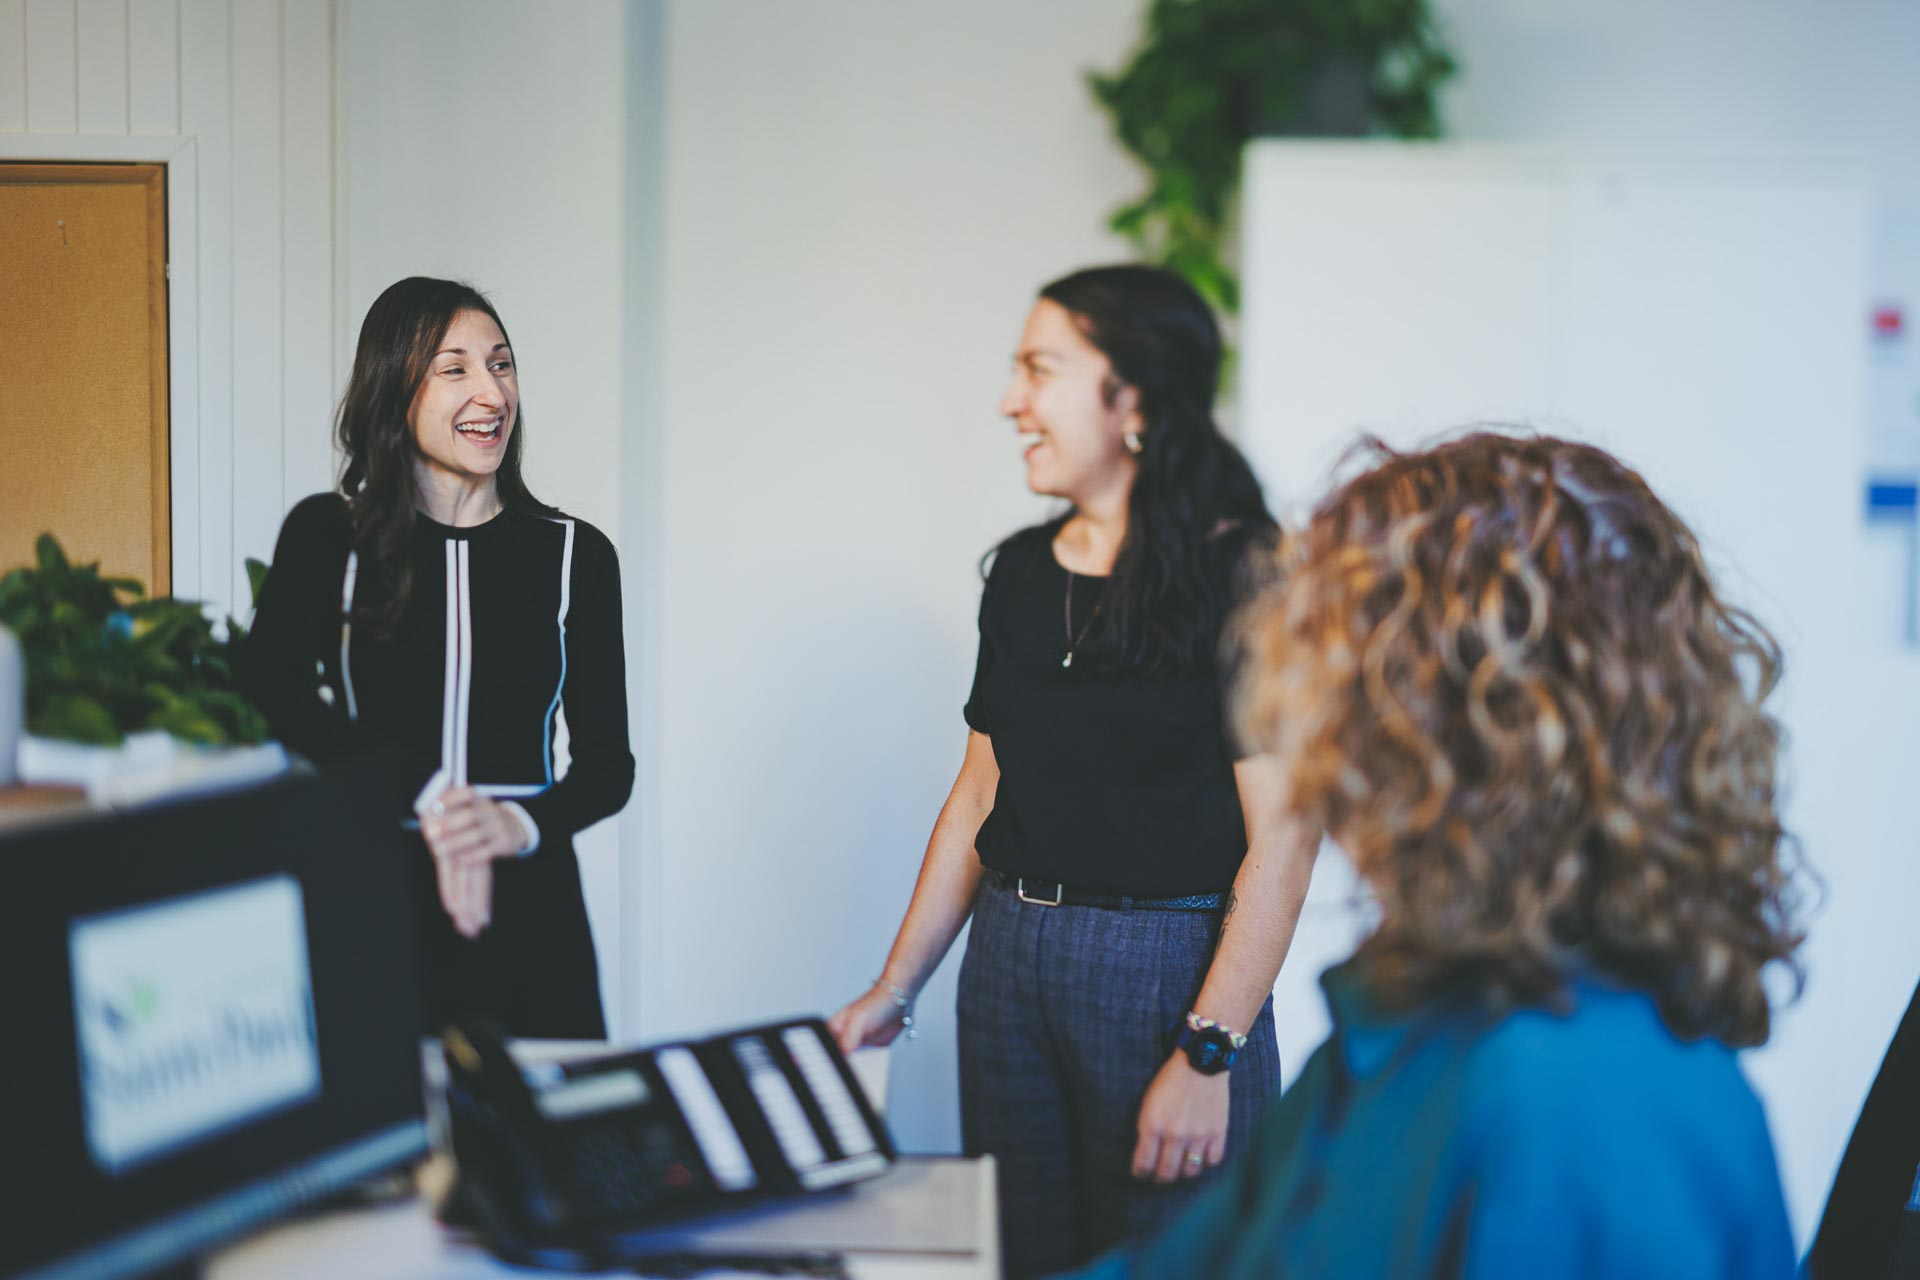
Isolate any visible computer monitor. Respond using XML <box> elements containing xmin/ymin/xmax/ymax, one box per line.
<box><xmin>0</xmin><ymin>773</ymin><xmax>429</xmax><ymax>1280</ymax></box>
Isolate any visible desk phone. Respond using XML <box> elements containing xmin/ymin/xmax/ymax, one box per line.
<box><xmin>441</xmin><ymin>1017</ymin><xmax>894</xmax><ymax>1250</ymax></box>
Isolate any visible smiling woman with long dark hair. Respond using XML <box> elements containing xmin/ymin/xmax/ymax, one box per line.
<box><xmin>241</xmin><ymin>276</ymin><xmax>632</xmax><ymax>1038</ymax></box>
<box><xmin>829</xmin><ymin>265</ymin><xmax>1320</xmax><ymax>1278</ymax></box>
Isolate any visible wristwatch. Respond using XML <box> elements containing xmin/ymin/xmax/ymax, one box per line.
<box><xmin>1173</xmin><ymin>1011</ymin><xmax>1245</xmax><ymax>1076</ymax></box>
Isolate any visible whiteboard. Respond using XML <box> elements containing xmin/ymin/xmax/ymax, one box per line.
<box><xmin>1239</xmin><ymin>142</ymin><xmax>1902</xmax><ymax>1247</ymax></box>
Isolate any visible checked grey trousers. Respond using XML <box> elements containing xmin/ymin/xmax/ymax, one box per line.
<box><xmin>957</xmin><ymin>877</ymin><xmax>1282</xmax><ymax>1278</ymax></box>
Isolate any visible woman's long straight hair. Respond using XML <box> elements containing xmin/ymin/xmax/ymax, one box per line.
<box><xmin>1033</xmin><ymin>264</ymin><xmax>1274</xmax><ymax>675</ymax></box>
<box><xmin>336</xmin><ymin>276</ymin><xmax>555</xmax><ymax>635</ymax></box>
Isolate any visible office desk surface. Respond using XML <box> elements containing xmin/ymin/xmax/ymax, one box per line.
<box><xmin>0</xmin><ymin>783</ymin><xmax>87</xmax><ymax>833</ymax></box>
<box><xmin>206</xmin><ymin>1156</ymin><xmax>998</xmax><ymax>1280</ymax></box>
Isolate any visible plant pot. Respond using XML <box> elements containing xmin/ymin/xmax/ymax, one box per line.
<box><xmin>16</xmin><ymin>730</ymin><xmax>289</xmax><ymax>806</ymax></box>
<box><xmin>1263</xmin><ymin>54</ymin><xmax>1373</xmax><ymax>138</ymax></box>
<box><xmin>0</xmin><ymin>624</ymin><xmax>21</xmax><ymax>786</ymax></box>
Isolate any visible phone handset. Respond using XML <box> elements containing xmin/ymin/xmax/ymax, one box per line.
<box><xmin>440</xmin><ymin>1019</ymin><xmax>576</xmax><ymax>1242</ymax></box>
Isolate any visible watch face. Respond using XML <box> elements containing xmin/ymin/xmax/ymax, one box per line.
<box><xmin>1187</xmin><ymin>1027</ymin><xmax>1236</xmax><ymax>1075</ymax></box>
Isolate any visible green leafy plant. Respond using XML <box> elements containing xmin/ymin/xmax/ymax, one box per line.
<box><xmin>0</xmin><ymin>534</ymin><xmax>270</xmax><ymax>746</ymax></box>
<box><xmin>1089</xmin><ymin>0</ymin><xmax>1458</xmax><ymax>313</ymax></box>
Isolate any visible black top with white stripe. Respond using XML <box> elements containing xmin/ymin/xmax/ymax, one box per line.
<box><xmin>242</xmin><ymin>493</ymin><xmax>634</xmax><ymax>847</ymax></box>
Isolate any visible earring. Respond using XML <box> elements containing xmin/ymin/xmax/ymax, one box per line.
<box><xmin>1124</xmin><ymin>430</ymin><xmax>1144</xmax><ymax>456</ymax></box>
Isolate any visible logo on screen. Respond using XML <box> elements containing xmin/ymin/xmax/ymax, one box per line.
<box><xmin>70</xmin><ymin>875</ymin><xmax>323</xmax><ymax>1174</ymax></box>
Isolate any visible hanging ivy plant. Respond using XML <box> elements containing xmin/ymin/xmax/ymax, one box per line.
<box><xmin>0</xmin><ymin>534</ymin><xmax>270</xmax><ymax>746</ymax></box>
<box><xmin>1089</xmin><ymin>0</ymin><xmax>1459</xmax><ymax>314</ymax></box>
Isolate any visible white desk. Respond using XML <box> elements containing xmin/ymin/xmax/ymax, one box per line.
<box><xmin>206</xmin><ymin>1157</ymin><xmax>998</xmax><ymax>1280</ymax></box>
<box><xmin>207</xmin><ymin>1043</ymin><xmax>995</xmax><ymax>1279</ymax></box>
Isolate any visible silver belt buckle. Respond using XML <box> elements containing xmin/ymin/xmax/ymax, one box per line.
<box><xmin>1017</xmin><ymin>877</ymin><xmax>1063</xmax><ymax>907</ymax></box>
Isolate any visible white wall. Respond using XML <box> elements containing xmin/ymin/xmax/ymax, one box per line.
<box><xmin>0</xmin><ymin>0</ymin><xmax>337</xmax><ymax>616</ymax></box>
<box><xmin>635</xmin><ymin>0</ymin><xmax>1144</xmax><ymax>1152</ymax></box>
<box><xmin>337</xmin><ymin>0</ymin><xmax>633</xmax><ymax>1028</ymax></box>
<box><xmin>1435</xmin><ymin>0</ymin><xmax>1920</xmax><ymax>201</ymax></box>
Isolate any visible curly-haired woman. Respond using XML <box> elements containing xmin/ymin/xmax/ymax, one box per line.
<box><xmin>1071</xmin><ymin>432</ymin><xmax>1805</xmax><ymax>1279</ymax></box>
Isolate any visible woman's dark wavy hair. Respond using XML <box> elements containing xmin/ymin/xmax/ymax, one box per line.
<box><xmin>1234</xmin><ymin>432</ymin><xmax>1806</xmax><ymax>1047</ymax></box>
<box><xmin>1021</xmin><ymin>264</ymin><xmax>1273</xmax><ymax>675</ymax></box>
<box><xmin>336</xmin><ymin>276</ymin><xmax>554</xmax><ymax>635</ymax></box>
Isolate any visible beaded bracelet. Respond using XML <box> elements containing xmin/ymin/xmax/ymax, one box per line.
<box><xmin>875</xmin><ymin>976</ymin><xmax>918</xmax><ymax>1041</ymax></box>
<box><xmin>1184</xmin><ymin>1010</ymin><xmax>1248</xmax><ymax>1050</ymax></box>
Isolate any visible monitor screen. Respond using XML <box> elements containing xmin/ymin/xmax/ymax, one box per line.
<box><xmin>0</xmin><ymin>774</ymin><xmax>428</xmax><ymax>1280</ymax></box>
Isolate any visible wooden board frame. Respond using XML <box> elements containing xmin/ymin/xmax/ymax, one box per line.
<box><xmin>0</xmin><ymin>134</ymin><xmax>199</xmax><ymax>601</ymax></box>
<box><xmin>0</xmin><ymin>161</ymin><xmax>170</xmax><ymax>593</ymax></box>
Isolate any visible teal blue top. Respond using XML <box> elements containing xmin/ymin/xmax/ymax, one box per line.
<box><xmin>1069</xmin><ymin>965</ymin><xmax>1794</xmax><ymax>1279</ymax></box>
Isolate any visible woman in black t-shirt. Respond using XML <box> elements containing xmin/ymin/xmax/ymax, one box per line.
<box><xmin>830</xmin><ymin>266</ymin><xmax>1319</xmax><ymax>1278</ymax></box>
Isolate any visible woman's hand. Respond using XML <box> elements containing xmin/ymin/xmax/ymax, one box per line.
<box><xmin>423</xmin><ymin>787</ymin><xmax>531</xmax><ymax>864</ymax></box>
<box><xmin>828</xmin><ymin>983</ymin><xmax>913</xmax><ymax>1055</ymax></box>
<box><xmin>422</xmin><ymin>787</ymin><xmax>530</xmax><ymax>937</ymax></box>
<box><xmin>434</xmin><ymin>857</ymin><xmax>494</xmax><ymax>939</ymax></box>
<box><xmin>1131</xmin><ymin>1053</ymin><xmax>1230</xmax><ymax>1183</ymax></box>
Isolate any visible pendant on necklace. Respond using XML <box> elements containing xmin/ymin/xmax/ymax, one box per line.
<box><xmin>1061</xmin><ymin>651</ymin><xmax>1074</xmax><ymax>669</ymax></box>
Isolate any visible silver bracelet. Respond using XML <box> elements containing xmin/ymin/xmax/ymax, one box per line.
<box><xmin>873</xmin><ymin>976</ymin><xmax>917</xmax><ymax>1041</ymax></box>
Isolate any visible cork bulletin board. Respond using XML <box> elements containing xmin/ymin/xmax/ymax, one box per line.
<box><xmin>0</xmin><ymin>163</ymin><xmax>170</xmax><ymax>595</ymax></box>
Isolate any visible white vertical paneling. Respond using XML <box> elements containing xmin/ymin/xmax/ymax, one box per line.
<box><xmin>280</xmin><ymin>0</ymin><xmax>331</xmax><ymax>508</ymax></box>
<box><xmin>329</xmin><ymin>0</ymin><xmax>350</xmax><ymax>394</ymax></box>
<box><xmin>167</xmin><ymin>138</ymin><xmax>201</xmax><ymax>602</ymax></box>
<box><xmin>23</xmin><ymin>0</ymin><xmax>75</xmax><ymax>130</ymax></box>
<box><xmin>229</xmin><ymin>0</ymin><xmax>279</xmax><ymax>606</ymax></box>
<box><xmin>74</xmin><ymin>0</ymin><xmax>124</xmax><ymax>131</ymax></box>
<box><xmin>179</xmin><ymin>0</ymin><xmax>231</xmax><ymax>616</ymax></box>
<box><xmin>0</xmin><ymin>1</ymin><xmax>27</xmax><ymax>131</ymax></box>
<box><xmin>6</xmin><ymin>0</ymin><xmax>337</xmax><ymax>616</ymax></box>
<box><xmin>126</xmin><ymin>0</ymin><xmax>175</xmax><ymax>134</ymax></box>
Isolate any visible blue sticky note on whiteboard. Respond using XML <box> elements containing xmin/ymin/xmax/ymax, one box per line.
<box><xmin>1867</xmin><ymin>479</ymin><xmax>1918</xmax><ymax>523</ymax></box>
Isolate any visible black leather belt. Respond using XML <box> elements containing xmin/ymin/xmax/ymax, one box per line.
<box><xmin>986</xmin><ymin>868</ymin><xmax>1226</xmax><ymax>912</ymax></box>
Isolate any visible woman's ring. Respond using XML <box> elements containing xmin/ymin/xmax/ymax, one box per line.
<box><xmin>1186</xmin><ymin>1153</ymin><xmax>1204</xmax><ymax>1167</ymax></box>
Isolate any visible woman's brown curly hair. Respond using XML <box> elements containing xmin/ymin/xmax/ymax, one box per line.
<box><xmin>1235</xmin><ymin>432</ymin><xmax>1805</xmax><ymax>1047</ymax></box>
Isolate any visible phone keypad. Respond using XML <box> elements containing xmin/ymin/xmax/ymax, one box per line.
<box><xmin>782</xmin><ymin>1027</ymin><xmax>877</xmax><ymax>1158</ymax></box>
<box><xmin>656</xmin><ymin>1046</ymin><xmax>758</xmax><ymax>1192</ymax></box>
<box><xmin>733</xmin><ymin>1037</ymin><xmax>827</xmax><ymax>1171</ymax></box>
<box><xmin>559</xmin><ymin>1115</ymin><xmax>699</xmax><ymax>1220</ymax></box>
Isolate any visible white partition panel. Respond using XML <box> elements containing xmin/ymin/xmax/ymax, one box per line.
<box><xmin>1240</xmin><ymin>142</ymin><xmax>1908</xmax><ymax>1246</ymax></box>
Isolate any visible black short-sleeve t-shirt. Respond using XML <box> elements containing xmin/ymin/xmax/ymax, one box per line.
<box><xmin>964</xmin><ymin>519</ymin><xmax>1269</xmax><ymax>896</ymax></box>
